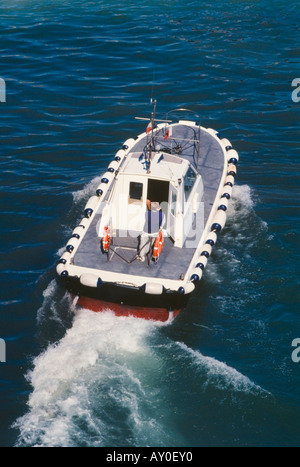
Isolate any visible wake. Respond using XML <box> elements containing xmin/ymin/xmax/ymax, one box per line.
<box><xmin>14</xmin><ymin>310</ymin><xmax>171</xmax><ymax>447</ymax></box>
<box><xmin>13</xmin><ymin>183</ymin><xmax>270</xmax><ymax>447</ymax></box>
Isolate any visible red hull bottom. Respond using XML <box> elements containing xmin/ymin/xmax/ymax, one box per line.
<box><xmin>75</xmin><ymin>296</ymin><xmax>181</xmax><ymax>322</ymax></box>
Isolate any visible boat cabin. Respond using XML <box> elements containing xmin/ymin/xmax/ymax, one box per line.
<box><xmin>97</xmin><ymin>150</ymin><xmax>204</xmax><ymax>248</ymax></box>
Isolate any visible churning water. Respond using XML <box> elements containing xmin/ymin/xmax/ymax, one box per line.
<box><xmin>0</xmin><ymin>0</ymin><xmax>299</xmax><ymax>447</ymax></box>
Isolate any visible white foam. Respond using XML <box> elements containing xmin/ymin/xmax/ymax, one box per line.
<box><xmin>176</xmin><ymin>341</ymin><xmax>268</xmax><ymax>394</ymax></box>
<box><xmin>226</xmin><ymin>184</ymin><xmax>267</xmax><ymax>232</ymax></box>
<box><xmin>204</xmin><ymin>184</ymin><xmax>268</xmax><ymax>284</ymax></box>
<box><xmin>36</xmin><ymin>279</ymin><xmax>72</xmax><ymax>330</ymax></box>
<box><xmin>36</xmin><ymin>279</ymin><xmax>59</xmax><ymax>322</ymax></box>
<box><xmin>226</xmin><ymin>184</ymin><xmax>255</xmax><ymax>223</ymax></box>
<box><xmin>14</xmin><ymin>309</ymin><xmax>169</xmax><ymax>447</ymax></box>
<box><xmin>15</xmin><ymin>183</ymin><xmax>269</xmax><ymax>446</ymax></box>
<box><xmin>72</xmin><ymin>175</ymin><xmax>103</xmax><ymax>204</ymax></box>
<box><xmin>232</xmin><ymin>183</ymin><xmax>255</xmax><ymax>209</ymax></box>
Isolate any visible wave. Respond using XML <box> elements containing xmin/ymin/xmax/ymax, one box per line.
<box><xmin>13</xmin><ymin>309</ymin><xmax>175</xmax><ymax>447</ymax></box>
<box><xmin>204</xmin><ymin>184</ymin><xmax>261</xmax><ymax>282</ymax></box>
<box><xmin>71</xmin><ymin>175</ymin><xmax>103</xmax><ymax>205</ymax></box>
<box><xmin>175</xmin><ymin>342</ymin><xmax>268</xmax><ymax>395</ymax></box>
<box><xmin>14</xmin><ymin>302</ymin><xmax>270</xmax><ymax>447</ymax></box>
<box><xmin>226</xmin><ymin>183</ymin><xmax>268</xmax><ymax>239</ymax></box>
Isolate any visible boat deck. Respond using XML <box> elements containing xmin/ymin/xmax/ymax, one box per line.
<box><xmin>73</xmin><ymin>125</ymin><xmax>225</xmax><ymax>280</ymax></box>
<box><xmin>73</xmin><ymin>220</ymin><xmax>197</xmax><ymax>280</ymax></box>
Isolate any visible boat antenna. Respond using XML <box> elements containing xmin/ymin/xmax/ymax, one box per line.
<box><xmin>135</xmin><ymin>100</ymin><xmax>172</xmax><ymax>173</ymax></box>
<box><xmin>147</xmin><ymin>98</ymin><xmax>157</xmax><ymax>173</ymax></box>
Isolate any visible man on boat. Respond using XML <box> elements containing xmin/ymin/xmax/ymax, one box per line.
<box><xmin>137</xmin><ymin>200</ymin><xmax>166</xmax><ymax>262</ymax></box>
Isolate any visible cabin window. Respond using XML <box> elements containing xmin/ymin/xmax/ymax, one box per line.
<box><xmin>184</xmin><ymin>166</ymin><xmax>197</xmax><ymax>201</ymax></box>
<box><xmin>129</xmin><ymin>182</ymin><xmax>143</xmax><ymax>201</ymax></box>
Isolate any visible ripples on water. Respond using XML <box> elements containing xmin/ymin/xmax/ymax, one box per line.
<box><xmin>0</xmin><ymin>0</ymin><xmax>299</xmax><ymax>447</ymax></box>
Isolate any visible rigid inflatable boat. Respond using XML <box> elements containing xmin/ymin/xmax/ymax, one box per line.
<box><xmin>57</xmin><ymin>102</ymin><xmax>239</xmax><ymax>321</ymax></box>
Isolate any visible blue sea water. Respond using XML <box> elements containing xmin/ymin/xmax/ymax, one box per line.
<box><xmin>0</xmin><ymin>0</ymin><xmax>299</xmax><ymax>447</ymax></box>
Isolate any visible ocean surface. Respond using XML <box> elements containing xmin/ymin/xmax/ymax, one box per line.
<box><xmin>0</xmin><ymin>0</ymin><xmax>299</xmax><ymax>447</ymax></box>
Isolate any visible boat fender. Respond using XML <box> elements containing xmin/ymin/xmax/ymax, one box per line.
<box><xmin>84</xmin><ymin>208</ymin><xmax>93</xmax><ymax>218</ymax></box>
<box><xmin>84</xmin><ymin>195</ymin><xmax>99</xmax><ymax>208</ymax></box>
<box><xmin>66</xmin><ymin>244</ymin><xmax>74</xmax><ymax>253</ymax></box>
<box><xmin>115</xmin><ymin>149</ymin><xmax>126</xmax><ymax>161</ymax></box>
<box><xmin>56</xmin><ymin>263</ymin><xmax>65</xmax><ymax>275</ymax></box>
<box><xmin>108</xmin><ymin>160</ymin><xmax>119</xmax><ymax>171</ymax></box>
<box><xmin>152</xmin><ymin>230</ymin><xmax>163</xmax><ymax>261</ymax></box>
<box><xmin>102</xmin><ymin>226</ymin><xmax>111</xmax><ymax>253</ymax></box>
<box><xmin>196</xmin><ymin>256</ymin><xmax>208</xmax><ymax>270</ymax></box>
<box><xmin>211</xmin><ymin>210</ymin><xmax>227</xmax><ymax>232</ymax></box>
<box><xmin>78</xmin><ymin>218</ymin><xmax>89</xmax><ymax>229</ymax></box>
<box><xmin>66</xmin><ymin>236</ymin><xmax>80</xmax><ymax>254</ymax></box>
<box><xmin>221</xmin><ymin>185</ymin><xmax>233</xmax><ymax>199</ymax></box>
<box><xmin>221</xmin><ymin>138</ymin><xmax>232</xmax><ymax>151</ymax></box>
<box><xmin>96</xmin><ymin>182</ymin><xmax>109</xmax><ymax>197</ymax></box>
<box><xmin>200</xmin><ymin>244</ymin><xmax>212</xmax><ymax>258</ymax></box>
<box><xmin>227</xmin><ymin>163</ymin><xmax>237</xmax><ymax>177</ymax></box>
<box><xmin>191</xmin><ymin>269</ymin><xmax>203</xmax><ymax>282</ymax></box>
<box><xmin>178</xmin><ymin>282</ymin><xmax>195</xmax><ymax>295</ymax></box>
<box><xmin>72</xmin><ymin>226</ymin><xmax>85</xmax><ymax>237</ymax></box>
<box><xmin>60</xmin><ymin>270</ymin><xmax>69</xmax><ymax>277</ymax></box>
<box><xmin>227</xmin><ymin>149</ymin><xmax>239</xmax><ymax>165</ymax></box>
<box><xmin>86</xmin><ymin>195</ymin><xmax>99</xmax><ymax>208</ymax></box>
<box><xmin>102</xmin><ymin>171</ymin><xmax>115</xmax><ymax>184</ymax></box>
<box><xmin>84</xmin><ymin>195</ymin><xmax>99</xmax><ymax>218</ymax></box>
<box><xmin>80</xmin><ymin>273</ymin><xmax>102</xmax><ymax>288</ymax></box>
<box><xmin>206</xmin><ymin>238</ymin><xmax>214</xmax><ymax>246</ymax></box>
<box><xmin>57</xmin><ymin>252</ymin><xmax>71</xmax><ymax>272</ymax></box>
<box><xmin>56</xmin><ymin>255</ymin><xmax>70</xmax><ymax>275</ymax></box>
<box><xmin>143</xmin><ymin>282</ymin><xmax>164</xmax><ymax>295</ymax></box>
<box><xmin>218</xmin><ymin>197</ymin><xmax>229</xmax><ymax>211</ymax></box>
<box><xmin>60</xmin><ymin>251</ymin><xmax>71</xmax><ymax>261</ymax></box>
<box><xmin>225</xmin><ymin>174</ymin><xmax>235</xmax><ymax>187</ymax></box>
<box><xmin>205</xmin><ymin>231</ymin><xmax>217</xmax><ymax>246</ymax></box>
<box><xmin>122</xmin><ymin>138</ymin><xmax>135</xmax><ymax>151</ymax></box>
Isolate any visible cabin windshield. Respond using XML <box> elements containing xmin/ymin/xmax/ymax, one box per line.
<box><xmin>184</xmin><ymin>166</ymin><xmax>197</xmax><ymax>201</ymax></box>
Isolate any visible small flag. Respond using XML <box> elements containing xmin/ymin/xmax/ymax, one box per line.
<box><xmin>164</xmin><ymin>129</ymin><xmax>169</xmax><ymax>140</ymax></box>
<box><xmin>146</xmin><ymin>121</ymin><xmax>152</xmax><ymax>134</ymax></box>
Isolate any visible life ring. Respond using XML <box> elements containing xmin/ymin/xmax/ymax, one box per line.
<box><xmin>152</xmin><ymin>230</ymin><xmax>163</xmax><ymax>261</ymax></box>
<box><xmin>102</xmin><ymin>227</ymin><xmax>111</xmax><ymax>253</ymax></box>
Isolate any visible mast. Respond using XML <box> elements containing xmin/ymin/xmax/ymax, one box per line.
<box><xmin>148</xmin><ymin>99</ymin><xmax>157</xmax><ymax>174</ymax></box>
<box><xmin>135</xmin><ymin>101</ymin><xmax>171</xmax><ymax>174</ymax></box>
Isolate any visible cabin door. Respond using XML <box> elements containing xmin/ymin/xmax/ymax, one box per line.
<box><xmin>168</xmin><ymin>183</ymin><xmax>177</xmax><ymax>241</ymax></box>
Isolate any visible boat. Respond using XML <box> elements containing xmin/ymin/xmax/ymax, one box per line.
<box><xmin>56</xmin><ymin>101</ymin><xmax>239</xmax><ymax>322</ymax></box>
